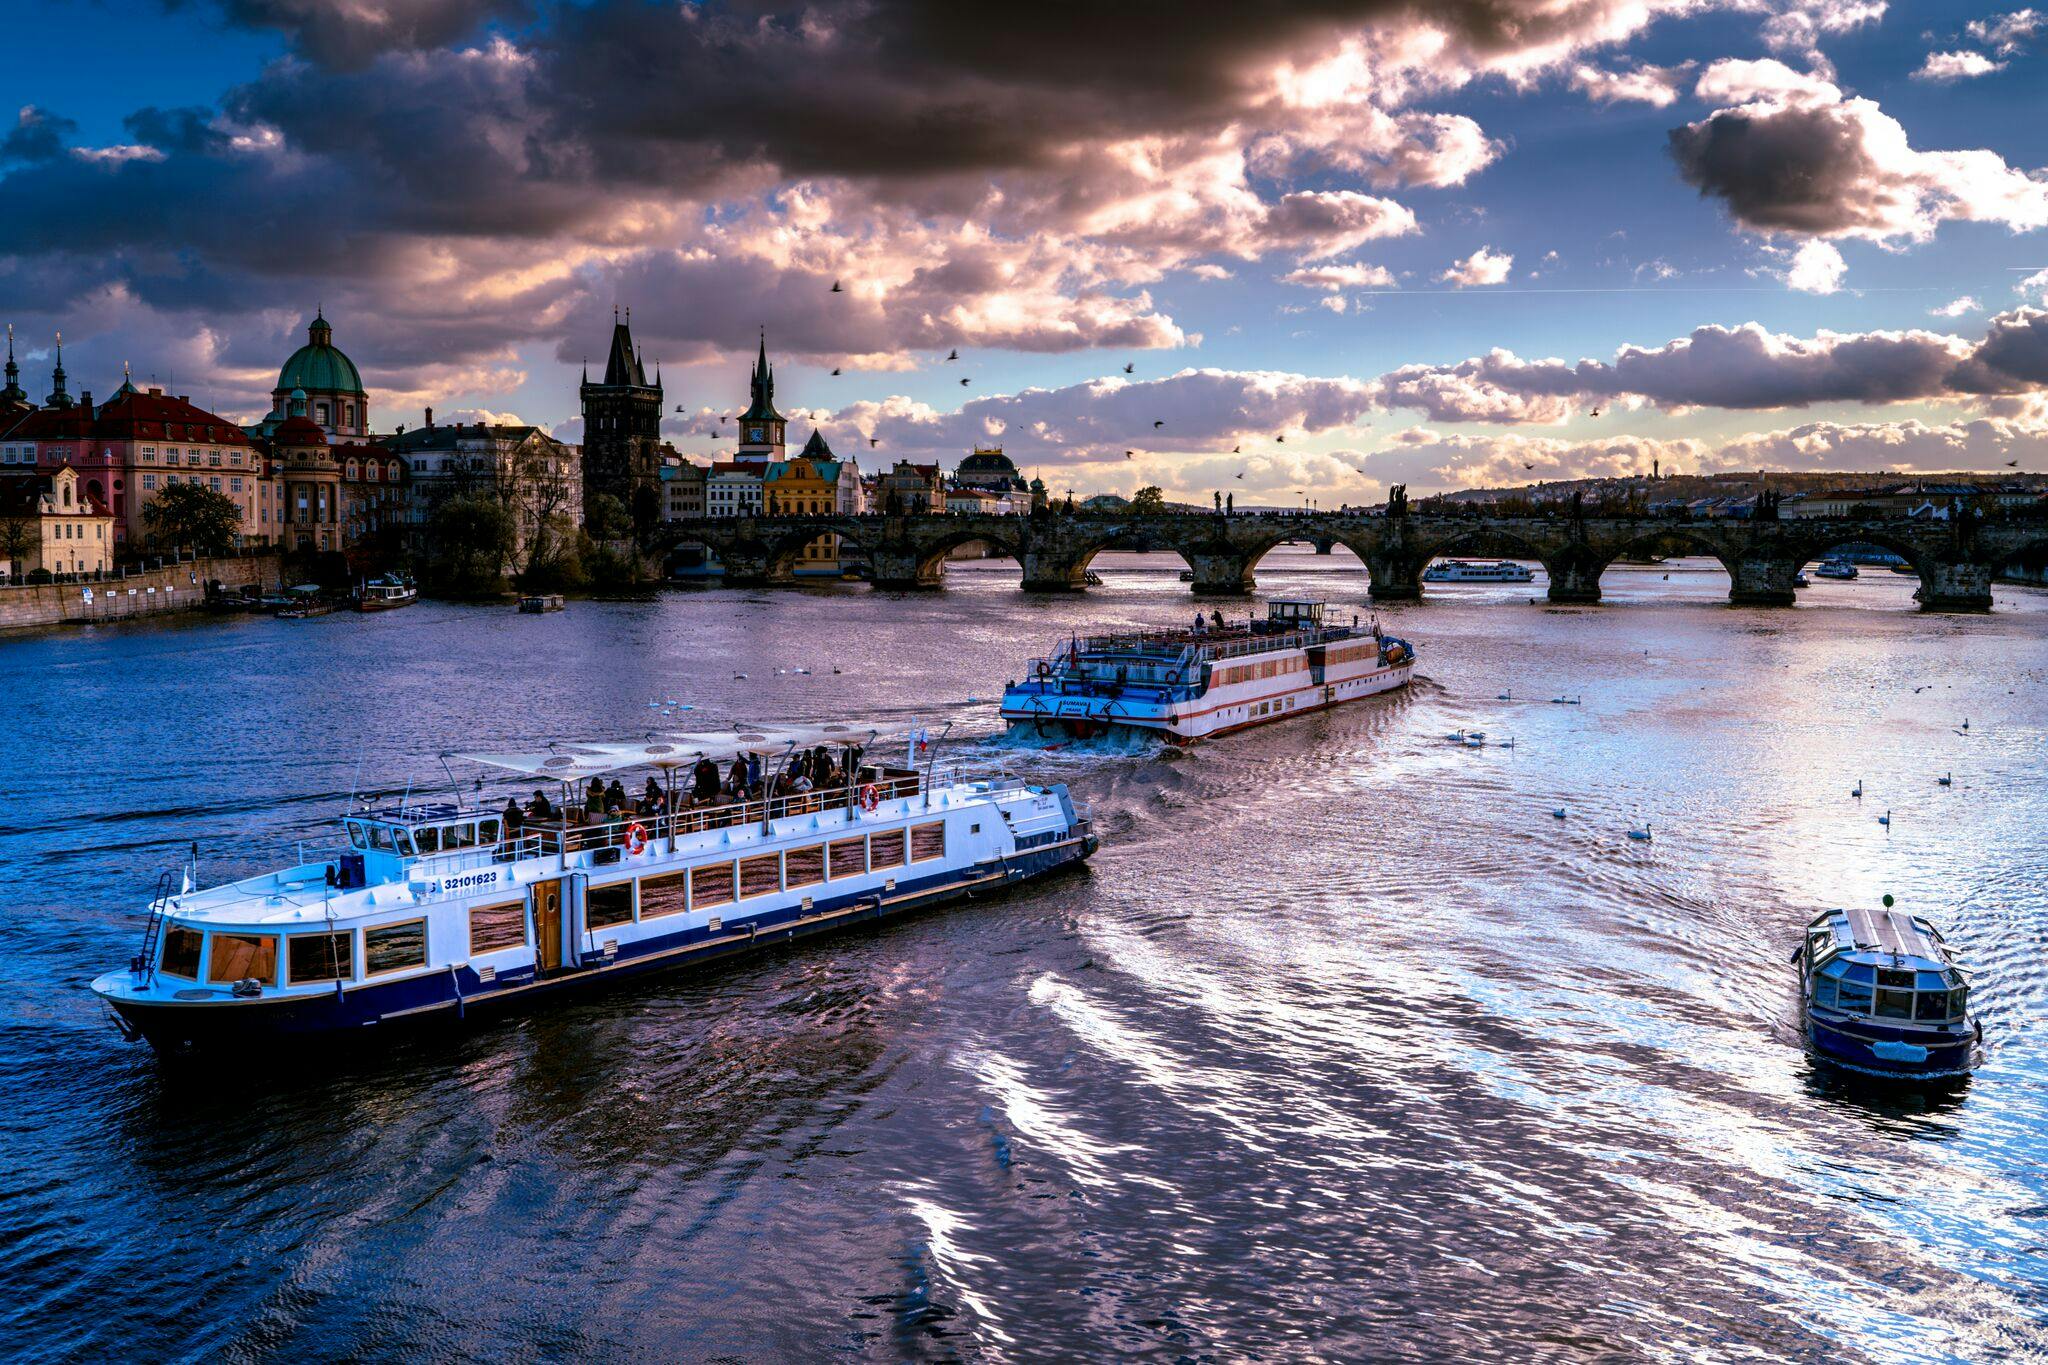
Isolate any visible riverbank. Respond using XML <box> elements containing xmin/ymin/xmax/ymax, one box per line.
<box><xmin>0</xmin><ymin>554</ymin><xmax>279</xmax><ymax>632</ymax></box>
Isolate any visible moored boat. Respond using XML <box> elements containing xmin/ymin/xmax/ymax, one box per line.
<box><xmin>354</xmin><ymin>575</ymin><xmax>417</xmax><ymax>611</ymax></box>
<box><xmin>518</xmin><ymin>593</ymin><xmax>566</xmax><ymax>613</ymax></box>
<box><xmin>1796</xmin><ymin>897</ymin><xmax>1980</xmax><ymax>1080</ymax></box>
<box><xmin>1813</xmin><ymin>558</ymin><xmax>1859</xmax><ymax>580</ymax></box>
<box><xmin>1423</xmin><ymin>558</ymin><xmax>1535</xmax><ymax>584</ymax></box>
<box><xmin>1000</xmin><ymin>599</ymin><xmax>1414</xmax><ymax>744</ymax></box>
<box><xmin>91</xmin><ymin>723</ymin><xmax>1096</xmax><ymax>1052</ymax></box>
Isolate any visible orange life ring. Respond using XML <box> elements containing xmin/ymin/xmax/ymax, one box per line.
<box><xmin>859</xmin><ymin>783</ymin><xmax>881</xmax><ymax>812</ymax></box>
<box><xmin>623</xmin><ymin>821</ymin><xmax>648</xmax><ymax>856</ymax></box>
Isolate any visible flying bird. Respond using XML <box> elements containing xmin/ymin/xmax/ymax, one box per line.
<box><xmin>830</xmin><ymin>280</ymin><xmax>843</xmax><ymax>293</ymax></box>
<box><xmin>1234</xmin><ymin>472</ymin><xmax>1245</xmax><ymax>480</ymax></box>
<box><xmin>1275</xmin><ymin>434</ymin><xmax>1285</xmax><ymax>443</ymax></box>
<box><xmin>1590</xmin><ymin>407</ymin><xmax>1604</xmax><ymax>417</ymax></box>
<box><xmin>868</xmin><ymin>437</ymin><xmax>880</xmax><ymax>447</ymax></box>
<box><xmin>1124</xmin><ymin>450</ymin><xmax>1136</xmax><ymax>459</ymax></box>
<box><xmin>960</xmin><ymin>377</ymin><xmax>971</xmax><ymax>386</ymax></box>
<box><xmin>1523</xmin><ymin>462</ymin><xmax>1536</xmax><ymax>470</ymax></box>
<box><xmin>1232</xmin><ymin>445</ymin><xmax>1241</xmax><ymax>454</ymax></box>
<box><xmin>831</xmin><ymin>367</ymin><xmax>842</xmax><ymax>376</ymax></box>
<box><xmin>2007</xmin><ymin>459</ymin><xmax>2020</xmax><ymax>467</ymax></box>
<box><xmin>945</xmin><ymin>348</ymin><xmax>959</xmax><ymax>361</ymax></box>
<box><xmin>1153</xmin><ymin>420</ymin><xmax>1165</xmax><ymax>428</ymax></box>
<box><xmin>673</xmin><ymin>404</ymin><xmax>687</xmax><ymax>413</ymax></box>
<box><xmin>1123</xmin><ymin>363</ymin><xmax>1135</xmax><ymax>374</ymax></box>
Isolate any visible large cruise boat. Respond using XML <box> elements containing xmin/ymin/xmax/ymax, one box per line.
<box><xmin>1422</xmin><ymin>558</ymin><xmax>1535</xmax><ymax>584</ymax></box>
<box><xmin>1000</xmin><ymin>600</ymin><xmax>1414</xmax><ymax>744</ymax></box>
<box><xmin>92</xmin><ymin>724</ymin><xmax>1095</xmax><ymax>1052</ymax></box>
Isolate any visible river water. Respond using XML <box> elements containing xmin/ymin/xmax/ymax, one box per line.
<box><xmin>2</xmin><ymin>548</ymin><xmax>2045</xmax><ymax>1362</ymax></box>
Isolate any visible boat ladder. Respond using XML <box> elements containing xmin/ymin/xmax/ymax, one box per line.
<box><xmin>130</xmin><ymin>869</ymin><xmax>176</xmax><ymax>984</ymax></box>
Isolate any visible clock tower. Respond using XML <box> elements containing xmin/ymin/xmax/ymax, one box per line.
<box><xmin>734</xmin><ymin>331</ymin><xmax>785</xmax><ymax>464</ymax></box>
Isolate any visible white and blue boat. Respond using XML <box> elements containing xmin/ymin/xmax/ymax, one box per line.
<box><xmin>1000</xmin><ymin>600</ymin><xmax>1414</xmax><ymax>744</ymax></box>
<box><xmin>93</xmin><ymin>724</ymin><xmax>1096</xmax><ymax>1052</ymax></box>
<box><xmin>1796</xmin><ymin>898</ymin><xmax>1980</xmax><ymax>1080</ymax></box>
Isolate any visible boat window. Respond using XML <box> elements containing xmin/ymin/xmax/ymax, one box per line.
<box><xmin>393</xmin><ymin>828</ymin><xmax>417</xmax><ymax>857</ymax></box>
<box><xmin>1913</xmin><ymin>990</ymin><xmax>1952</xmax><ymax>1022</ymax></box>
<box><xmin>1839</xmin><ymin>962</ymin><xmax>1875</xmax><ymax>984</ymax></box>
<box><xmin>364</xmin><ymin>823</ymin><xmax>395</xmax><ymax>852</ymax></box>
<box><xmin>207</xmin><ymin>932</ymin><xmax>278</xmax><ymax>984</ymax></box>
<box><xmin>785</xmin><ymin>844</ymin><xmax>825</xmax><ymax>888</ymax></box>
<box><xmin>443</xmin><ymin>823</ymin><xmax>477</xmax><ymax>850</ymax></box>
<box><xmin>468</xmin><ymin>900</ymin><xmax>526</xmax><ymax>955</ymax></box>
<box><xmin>1915</xmin><ymin>971</ymin><xmax>1950</xmax><ymax>991</ymax></box>
<box><xmin>1834</xmin><ymin>980</ymin><xmax>1873</xmax><ymax>1013</ymax></box>
<box><xmin>365</xmin><ymin>920</ymin><xmax>428</xmax><ymax>976</ymax></box>
<box><xmin>739</xmin><ymin>853</ymin><xmax>782</xmax><ymax>898</ymax></box>
<box><xmin>1813</xmin><ymin>979</ymin><xmax>1838</xmax><ymax>1010</ymax></box>
<box><xmin>159</xmin><ymin>926</ymin><xmax>203</xmax><ymax>980</ymax></box>
<box><xmin>1877</xmin><ymin>968</ymin><xmax>1914</xmax><ymax>990</ymax></box>
<box><xmin>287</xmin><ymin>931</ymin><xmax>354</xmax><ymax>985</ymax></box>
<box><xmin>1819</xmin><ymin>957</ymin><xmax>1849</xmax><ymax>980</ymax></box>
<box><xmin>870</xmin><ymin>828</ymin><xmax>906</xmax><ymax>868</ymax></box>
<box><xmin>1874</xmin><ymin>989</ymin><xmax>1914</xmax><ymax>1020</ymax></box>
<box><xmin>910</xmin><ymin>822</ymin><xmax>945</xmax><ymax>862</ymax></box>
<box><xmin>413</xmin><ymin>825</ymin><xmax>442</xmax><ymax>854</ymax></box>
<box><xmin>828</xmin><ymin>836</ymin><xmax>867</xmax><ymax>879</ymax></box>
<box><xmin>692</xmin><ymin>862</ymin><xmax>736</xmax><ymax>909</ymax></box>
<box><xmin>587</xmin><ymin>881</ymin><xmax>634</xmax><ymax>929</ymax></box>
<box><xmin>345</xmin><ymin>820</ymin><xmax>368</xmax><ymax>851</ymax></box>
<box><xmin>640</xmin><ymin>871</ymin><xmax>688</xmax><ymax>919</ymax></box>
<box><xmin>1950</xmin><ymin>984</ymin><xmax>1968</xmax><ymax>1018</ymax></box>
<box><xmin>478</xmin><ymin>818</ymin><xmax>501</xmax><ymax>846</ymax></box>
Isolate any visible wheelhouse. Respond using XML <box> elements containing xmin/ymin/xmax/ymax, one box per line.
<box><xmin>1803</xmin><ymin>906</ymin><xmax>1969</xmax><ymax>1025</ymax></box>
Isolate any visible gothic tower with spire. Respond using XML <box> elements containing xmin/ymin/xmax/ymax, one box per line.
<box><xmin>579</xmin><ymin>307</ymin><xmax>665</xmax><ymax>532</ymax></box>
<box><xmin>0</xmin><ymin>324</ymin><xmax>29</xmax><ymax>419</ymax></box>
<box><xmin>734</xmin><ymin>331</ymin><xmax>786</xmax><ymax>464</ymax></box>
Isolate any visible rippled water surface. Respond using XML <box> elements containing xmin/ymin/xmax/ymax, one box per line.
<box><xmin>3</xmin><ymin>549</ymin><xmax>2046</xmax><ymax>1362</ymax></box>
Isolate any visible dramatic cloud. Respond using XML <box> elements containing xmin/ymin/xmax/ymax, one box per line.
<box><xmin>1571</xmin><ymin>62</ymin><xmax>1693</xmax><ymax>106</ymax></box>
<box><xmin>1784</xmin><ymin>240</ymin><xmax>1847</xmax><ymax>293</ymax></box>
<box><xmin>1</xmin><ymin>106</ymin><xmax>78</xmax><ymax>164</ymax></box>
<box><xmin>1670</xmin><ymin>59</ymin><xmax>2048</xmax><ymax>242</ymax></box>
<box><xmin>1967</xmin><ymin>8</ymin><xmax>2043</xmax><ymax>55</ymax></box>
<box><xmin>1759</xmin><ymin>0</ymin><xmax>1887</xmax><ymax>71</ymax></box>
<box><xmin>1439</xmin><ymin>247</ymin><xmax>1514</xmax><ymax>287</ymax></box>
<box><xmin>1365</xmin><ymin>310</ymin><xmax>2048</xmax><ymax>422</ymax></box>
<box><xmin>1913</xmin><ymin>50</ymin><xmax>2006</xmax><ymax>80</ymax></box>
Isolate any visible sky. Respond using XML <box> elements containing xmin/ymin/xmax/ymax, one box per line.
<box><xmin>4</xmin><ymin>0</ymin><xmax>2048</xmax><ymax>500</ymax></box>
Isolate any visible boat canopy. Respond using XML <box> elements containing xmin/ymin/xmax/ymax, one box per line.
<box><xmin>460</xmin><ymin>722</ymin><xmax>914</xmax><ymax>781</ymax></box>
<box><xmin>656</xmin><ymin>722</ymin><xmax>907</xmax><ymax>761</ymax></box>
<box><xmin>453</xmin><ymin>749</ymin><xmax>647</xmax><ymax>781</ymax></box>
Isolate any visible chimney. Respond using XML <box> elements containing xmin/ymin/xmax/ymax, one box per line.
<box><xmin>425</xmin><ymin>407</ymin><xmax>434</xmax><ymax>428</ymax></box>
<box><xmin>148</xmin><ymin>386</ymin><xmax>163</xmax><ymax>397</ymax></box>
<box><xmin>178</xmin><ymin>395</ymin><xmax>188</xmax><ymax>404</ymax></box>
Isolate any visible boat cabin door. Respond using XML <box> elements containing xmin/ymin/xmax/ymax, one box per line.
<box><xmin>1305</xmin><ymin>643</ymin><xmax>1327</xmax><ymax>686</ymax></box>
<box><xmin>532</xmin><ymin>878</ymin><xmax>565</xmax><ymax>973</ymax></box>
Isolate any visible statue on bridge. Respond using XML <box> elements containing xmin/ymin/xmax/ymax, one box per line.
<box><xmin>1753</xmin><ymin>488</ymin><xmax>1780</xmax><ymax>521</ymax></box>
<box><xmin>1387</xmin><ymin>484</ymin><xmax>1407</xmax><ymax>517</ymax></box>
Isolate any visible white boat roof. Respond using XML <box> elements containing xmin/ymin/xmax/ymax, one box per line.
<box><xmin>460</xmin><ymin>722</ymin><xmax>915</xmax><ymax>779</ymax></box>
<box><xmin>453</xmin><ymin>749</ymin><xmax>646</xmax><ymax>781</ymax></box>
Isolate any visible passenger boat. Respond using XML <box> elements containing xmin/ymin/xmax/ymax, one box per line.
<box><xmin>1422</xmin><ymin>558</ymin><xmax>1535</xmax><ymax>584</ymax></box>
<box><xmin>354</xmin><ymin>575</ymin><xmax>418</xmax><ymax>611</ymax></box>
<box><xmin>91</xmin><ymin>724</ymin><xmax>1096</xmax><ymax>1052</ymax></box>
<box><xmin>518</xmin><ymin>593</ymin><xmax>566</xmax><ymax>614</ymax></box>
<box><xmin>1796</xmin><ymin>898</ymin><xmax>1980</xmax><ymax>1080</ymax></box>
<box><xmin>1000</xmin><ymin>599</ymin><xmax>1414</xmax><ymax>744</ymax></box>
<box><xmin>1813</xmin><ymin>558</ymin><xmax>1859</xmax><ymax>580</ymax></box>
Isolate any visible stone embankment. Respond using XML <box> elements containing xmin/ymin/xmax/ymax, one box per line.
<box><xmin>0</xmin><ymin>554</ymin><xmax>280</xmax><ymax>632</ymax></box>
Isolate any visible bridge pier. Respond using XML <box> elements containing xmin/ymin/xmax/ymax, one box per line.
<box><xmin>1312</xmin><ymin>537</ymin><xmax>1335</xmax><ymax>556</ymax></box>
<box><xmin>1916</xmin><ymin>560</ymin><xmax>1994</xmax><ymax>612</ymax></box>
<box><xmin>717</xmin><ymin>545</ymin><xmax>776</xmax><ymax>587</ymax></box>
<box><xmin>1728</xmin><ymin>556</ymin><xmax>1798</xmax><ymax>607</ymax></box>
<box><xmin>1545</xmin><ymin>556</ymin><xmax>1603</xmax><ymax>605</ymax></box>
<box><xmin>1365</xmin><ymin>551</ymin><xmax>1422</xmax><ymax>601</ymax></box>
<box><xmin>1187</xmin><ymin>553</ymin><xmax>1254</xmax><ymax>596</ymax></box>
<box><xmin>1020</xmin><ymin>549</ymin><xmax>1089</xmax><ymax>592</ymax></box>
<box><xmin>867</xmin><ymin>546</ymin><xmax>945</xmax><ymax>591</ymax></box>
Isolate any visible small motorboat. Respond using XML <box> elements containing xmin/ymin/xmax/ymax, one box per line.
<box><xmin>1813</xmin><ymin>558</ymin><xmax>1859</xmax><ymax>581</ymax></box>
<box><xmin>276</xmin><ymin>585</ymin><xmax>332</xmax><ymax>619</ymax></box>
<box><xmin>518</xmin><ymin>593</ymin><xmax>566</xmax><ymax>614</ymax></box>
<box><xmin>354</xmin><ymin>575</ymin><xmax>418</xmax><ymax>612</ymax></box>
<box><xmin>1796</xmin><ymin>897</ymin><xmax>1980</xmax><ymax>1080</ymax></box>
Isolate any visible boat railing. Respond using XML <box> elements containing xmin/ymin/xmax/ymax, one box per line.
<box><xmin>521</xmin><ymin>772</ymin><xmax>926</xmax><ymax>858</ymax></box>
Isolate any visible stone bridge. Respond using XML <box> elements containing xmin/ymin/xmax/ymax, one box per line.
<box><xmin>656</xmin><ymin>508</ymin><xmax>2048</xmax><ymax>611</ymax></box>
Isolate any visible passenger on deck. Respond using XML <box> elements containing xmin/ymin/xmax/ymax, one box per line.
<box><xmin>1191</xmin><ymin>612</ymin><xmax>1206</xmax><ymax>635</ymax></box>
<box><xmin>502</xmin><ymin>798</ymin><xmax>525</xmax><ymax>834</ymax></box>
<box><xmin>693</xmin><ymin>757</ymin><xmax>721</xmax><ymax>802</ymax></box>
<box><xmin>604</xmin><ymin>779</ymin><xmax>627</xmax><ymax>816</ymax></box>
<box><xmin>1211</xmin><ymin>609</ymin><xmax>1226</xmax><ymax>631</ymax></box>
<box><xmin>728</xmin><ymin>757</ymin><xmax>747</xmax><ymax>797</ymax></box>
<box><xmin>585</xmin><ymin>775</ymin><xmax>605</xmax><ymax>815</ymax></box>
<box><xmin>642</xmin><ymin>777</ymin><xmax>664</xmax><ymax>813</ymax></box>
<box><xmin>746</xmin><ymin>753</ymin><xmax>763</xmax><ymax>790</ymax></box>
<box><xmin>530</xmin><ymin>789</ymin><xmax>554</xmax><ymax>820</ymax></box>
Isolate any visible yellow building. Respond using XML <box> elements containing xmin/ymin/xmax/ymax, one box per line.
<box><xmin>764</xmin><ymin>434</ymin><xmax>855</xmax><ymax>575</ymax></box>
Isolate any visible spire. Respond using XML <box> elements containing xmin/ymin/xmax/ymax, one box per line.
<box><xmin>602</xmin><ymin>311</ymin><xmax>647</xmax><ymax>387</ymax></box>
<box><xmin>741</xmin><ymin>328</ymin><xmax>783</xmax><ymax>422</ymax></box>
<box><xmin>0</xmin><ymin>323</ymin><xmax>22</xmax><ymax>406</ymax></box>
<box><xmin>45</xmin><ymin>330</ymin><xmax>71</xmax><ymax>408</ymax></box>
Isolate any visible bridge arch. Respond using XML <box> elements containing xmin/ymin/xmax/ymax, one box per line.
<box><xmin>1411</xmin><ymin>526</ymin><xmax>1567</xmax><ymax>599</ymax></box>
<box><xmin>904</xmin><ymin>524</ymin><xmax>1027</xmax><ymax>587</ymax></box>
<box><xmin>757</xmin><ymin>520</ymin><xmax>874</xmax><ymax>585</ymax></box>
<box><xmin>1587</xmin><ymin>527</ymin><xmax>1739</xmax><ymax>601</ymax></box>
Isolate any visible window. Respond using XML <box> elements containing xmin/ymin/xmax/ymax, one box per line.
<box><xmin>287</xmin><ymin>931</ymin><xmax>354</xmax><ymax>985</ymax></box>
<box><xmin>208</xmin><ymin>450</ymin><xmax>221</xmax><ymax>467</ymax></box>
<box><xmin>640</xmin><ymin>871</ymin><xmax>688</xmax><ymax>919</ymax></box>
<box><xmin>160</xmin><ymin>926</ymin><xmax>203</xmax><ymax>980</ymax></box>
<box><xmin>141</xmin><ymin>474</ymin><xmax>156</xmax><ymax>491</ymax></box>
<box><xmin>870</xmin><ymin>828</ymin><xmax>906</xmax><ymax>868</ymax></box>
<box><xmin>587</xmin><ymin>881</ymin><xmax>634</xmax><ymax>929</ymax></box>
<box><xmin>692</xmin><ymin>862</ymin><xmax>735</xmax><ymax>908</ymax></box>
<box><xmin>365</xmin><ymin>920</ymin><xmax>428</xmax><ymax>976</ymax></box>
<box><xmin>207</xmin><ymin>933</ymin><xmax>279</xmax><ymax>984</ymax></box>
<box><xmin>828</xmin><ymin>836</ymin><xmax>867</xmax><ymax>879</ymax></box>
<box><xmin>230</xmin><ymin>477</ymin><xmax>243</xmax><ymax>493</ymax></box>
<box><xmin>1913</xmin><ymin>991</ymin><xmax>1952</xmax><ymax>1022</ymax></box>
<box><xmin>910</xmin><ymin>822</ymin><xmax>946</xmax><ymax>862</ymax></box>
<box><xmin>1874</xmin><ymin>989</ymin><xmax>1914</xmax><ymax>1020</ymax></box>
<box><xmin>739</xmin><ymin>853</ymin><xmax>782</xmax><ymax>898</ymax></box>
<box><xmin>785</xmin><ymin>844</ymin><xmax>825</xmax><ymax>887</ymax></box>
<box><xmin>469</xmin><ymin>900</ymin><xmax>527</xmax><ymax>954</ymax></box>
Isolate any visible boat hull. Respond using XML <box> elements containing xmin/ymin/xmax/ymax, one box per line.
<box><xmin>1805</xmin><ymin>1010</ymin><xmax>1979</xmax><ymax>1080</ymax></box>
<box><xmin>100</xmin><ymin>831</ymin><xmax>1094</xmax><ymax>1052</ymax></box>
<box><xmin>1003</xmin><ymin>661</ymin><xmax>1412</xmax><ymax>745</ymax></box>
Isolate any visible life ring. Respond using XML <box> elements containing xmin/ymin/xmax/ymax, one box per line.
<box><xmin>1033</xmin><ymin>660</ymin><xmax>1051</xmax><ymax>680</ymax></box>
<box><xmin>859</xmin><ymin>783</ymin><xmax>881</xmax><ymax>812</ymax></box>
<box><xmin>623</xmin><ymin>822</ymin><xmax>648</xmax><ymax>856</ymax></box>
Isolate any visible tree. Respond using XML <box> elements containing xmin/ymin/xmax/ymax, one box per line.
<box><xmin>142</xmin><ymin>482</ymin><xmax>241</xmax><ymax>555</ymax></box>
<box><xmin>425</xmin><ymin>493</ymin><xmax>517</xmax><ymax>596</ymax></box>
<box><xmin>1128</xmin><ymin>485</ymin><xmax>1167</xmax><ymax>516</ymax></box>
<box><xmin>0</xmin><ymin>500</ymin><xmax>36</xmax><ymax>581</ymax></box>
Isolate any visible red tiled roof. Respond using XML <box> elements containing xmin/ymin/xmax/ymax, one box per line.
<box><xmin>3</xmin><ymin>405</ymin><xmax>96</xmax><ymax>443</ymax></box>
<box><xmin>93</xmin><ymin>388</ymin><xmax>253</xmax><ymax>446</ymax></box>
<box><xmin>271</xmin><ymin>415</ymin><xmax>328</xmax><ymax>445</ymax></box>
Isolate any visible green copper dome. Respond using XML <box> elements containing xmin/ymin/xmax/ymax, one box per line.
<box><xmin>275</xmin><ymin>312</ymin><xmax>364</xmax><ymax>396</ymax></box>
